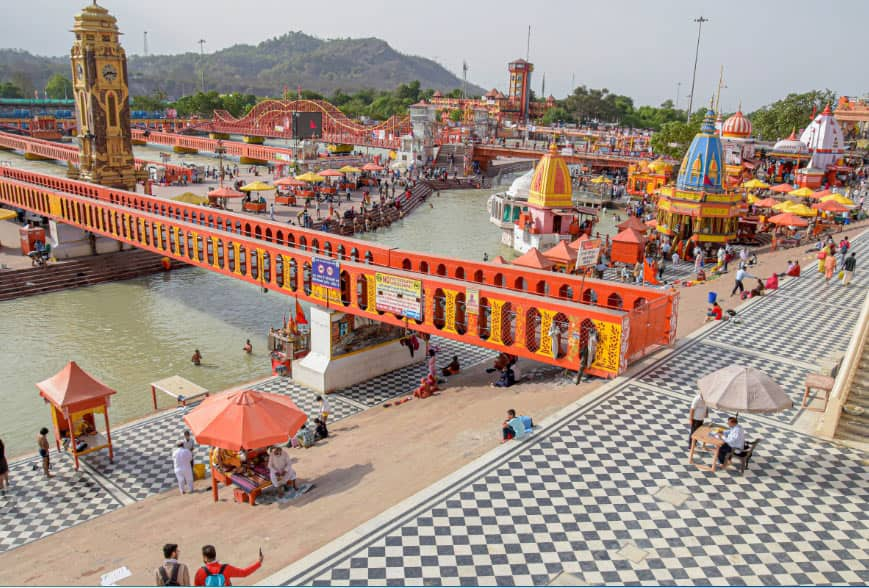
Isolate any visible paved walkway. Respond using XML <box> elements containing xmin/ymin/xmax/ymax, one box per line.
<box><xmin>0</xmin><ymin>338</ymin><xmax>495</xmax><ymax>553</ymax></box>
<box><xmin>264</xmin><ymin>235</ymin><xmax>869</xmax><ymax>586</ymax></box>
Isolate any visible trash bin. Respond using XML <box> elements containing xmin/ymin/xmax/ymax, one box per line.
<box><xmin>193</xmin><ymin>463</ymin><xmax>207</xmax><ymax>480</ymax></box>
<box><xmin>707</xmin><ymin>291</ymin><xmax>717</xmax><ymax>304</ymax></box>
<box><xmin>19</xmin><ymin>226</ymin><xmax>46</xmax><ymax>255</ymax></box>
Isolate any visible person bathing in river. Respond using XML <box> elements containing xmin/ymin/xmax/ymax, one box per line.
<box><xmin>191</xmin><ymin>349</ymin><xmax>202</xmax><ymax>366</ymax></box>
<box><xmin>243</xmin><ymin>340</ymin><xmax>252</xmax><ymax>354</ymax></box>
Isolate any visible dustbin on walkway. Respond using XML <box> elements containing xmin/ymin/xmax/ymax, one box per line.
<box><xmin>707</xmin><ymin>291</ymin><xmax>717</xmax><ymax>304</ymax></box>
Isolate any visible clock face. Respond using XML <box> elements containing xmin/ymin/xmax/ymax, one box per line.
<box><xmin>102</xmin><ymin>64</ymin><xmax>118</xmax><ymax>82</ymax></box>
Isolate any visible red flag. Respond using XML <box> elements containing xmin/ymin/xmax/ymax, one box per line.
<box><xmin>295</xmin><ymin>300</ymin><xmax>307</xmax><ymax>325</ymax></box>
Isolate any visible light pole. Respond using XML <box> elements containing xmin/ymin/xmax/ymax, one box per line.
<box><xmin>686</xmin><ymin>16</ymin><xmax>708</xmax><ymax>120</ymax></box>
<box><xmin>197</xmin><ymin>39</ymin><xmax>206</xmax><ymax>93</ymax></box>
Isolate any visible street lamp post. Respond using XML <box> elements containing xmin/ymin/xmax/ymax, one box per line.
<box><xmin>686</xmin><ymin>16</ymin><xmax>708</xmax><ymax>121</ymax></box>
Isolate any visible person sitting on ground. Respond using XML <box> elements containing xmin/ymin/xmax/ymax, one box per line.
<box><xmin>716</xmin><ymin>416</ymin><xmax>745</xmax><ymax>467</ymax></box>
<box><xmin>313</xmin><ymin>417</ymin><xmax>329</xmax><ymax>441</ymax></box>
<box><xmin>765</xmin><ymin>273</ymin><xmax>779</xmax><ymax>291</ymax></box>
<box><xmin>742</xmin><ymin>279</ymin><xmax>765</xmax><ymax>300</ymax></box>
<box><xmin>441</xmin><ymin>355</ymin><xmax>461</xmax><ymax>377</ymax></box>
<box><xmin>191</xmin><ymin>349</ymin><xmax>202</xmax><ymax>366</ymax></box>
<box><xmin>705</xmin><ymin>301</ymin><xmax>723</xmax><ymax>322</ymax></box>
<box><xmin>486</xmin><ymin>352</ymin><xmax>517</xmax><ymax>374</ymax></box>
<box><xmin>267</xmin><ymin>446</ymin><xmax>297</xmax><ymax>495</ymax></box>
<box><xmin>242</xmin><ymin>339</ymin><xmax>252</xmax><ymax>354</ymax></box>
<box><xmin>492</xmin><ymin>365</ymin><xmax>516</xmax><ymax>388</ymax></box>
<box><xmin>293</xmin><ymin>423</ymin><xmax>315</xmax><ymax>449</ymax></box>
<box><xmin>501</xmin><ymin>409</ymin><xmax>527</xmax><ymax>442</ymax></box>
<box><xmin>787</xmin><ymin>259</ymin><xmax>801</xmax><ymax>277</ymax></box>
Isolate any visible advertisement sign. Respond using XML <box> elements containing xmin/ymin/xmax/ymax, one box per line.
<box><xmin>375</xmin><ymin>272</ymin><xmax>423</xmax><ymax>320</ymax></box>
<box><xmin>312</xmin><ymin>257</ymin><xmax>340</xmax><ymax>290</ymax></box>
<box><xmin>293</xmin><ymin>112</ymin><xmax>323</xmax><ymax>139</ymax></box>
<box><xmin>575</xmin><ymin>239</ymin><xmax>602</xmax><ymax>270</ymax></box>
<box><xmin>466</xmin><ymin>288</ymin><xmax>480</xmax><ymax>315</ymax></box>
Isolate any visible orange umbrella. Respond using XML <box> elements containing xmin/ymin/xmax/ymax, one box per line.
<box><xmin>362</xmin><ymin>162</ymin><xmax>384</xmax><ymax>171</ymax></box>
<box><xmin>208</xmin><ymin>186</ymin><xmax>245</xmax><ymax>199</ymax></box>
<box><xmin>319</xmin><ymin>169</ymin><xmax>345</xmax><ymax>177</ymax></box>
<box><xmin>753</xmin><ymin>197</ymin><xmax>779</xmax><ymax>208</ymax></box>
<box><xmin>275</xmin><ymin>177</ymin><xmax>307</xmax><ymax>187</ymax></box>
<box><xmin>808</xmin><ymin>189</ymin><xmax>831</xmax><ymax>199</ymax></box>
<box><xmin>183</xmin><ymin>389</ymin><xmax>308</xmax><ymax>450</ymax></box>
<box><xmin>768</xmin><ymin>212</ymin><xmax>808</xmax><ymax>227</ymax></box>
<box><xmin>813</xmin><ymin>200</ymin><xmax>850</xmax><ymax>213</ymax></box>
<box><xmin>769</xmin><ymin>183</ymin><xmax>794</xmax><ymax>194</ymax></box>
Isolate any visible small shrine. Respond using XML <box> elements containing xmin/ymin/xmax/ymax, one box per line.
<box><xmin>610</xmin><ymin>228</ymin><xmax>645</xmax><ymax>264</ymax></box>
<box><xmin>719</xmin><ymin>107</ymin><xmax>756</xmax><ymax>181</ymax></box>
<box><xmin>36</xmin><ymin>361</ymin><xmax>116</xmax><ymax>470</ymax></box>
<box><xmin>626</xmin><ymin>158</ymin><xmax>673</xmax><ymax>198</ymax></box>
<box><xmin>655</xmin><ymin>108</ymin><xmax>744</xmax><ymax>253</ymax></box>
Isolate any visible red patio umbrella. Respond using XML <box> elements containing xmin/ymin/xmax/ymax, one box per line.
<box><xmin>183</xmin><ymin>389</ymin><xmax>308</xmax><ymax>450</ymax></box>
<box><xmin>275</xmin><ymin>177</ymin><xmax>307</xmax><ymax>187</ymax></box>
<box><xmin>768</xmin><ymin>212</ymin><xmax>808</xmax><ymax>227</ymax></box>
<box><xmin>319</xmin><ymin>169</ymin><xmax>345</xmax><ymax>177</ymax></box>
<box><xmin>208</xmin><ymin>186</ymin><xmax>245</xmax><ymax>198</ymax></box>
<box><xmin>753</xmin><ymin>197</ymin><xmax>780</xmax><ymax>208</ymax></box>
<box><xmin>362</xmin><ymin>162</ymin><xmax>384</xmax><ymax>172</ymax></box>
<box><xmin>812</xmin><ymin>200</ymin><xmax>850</xmax><ymax>213</ymax></box>
<box><xmin>769</xmin><ymin>183</ymin><xmax>795</xmax><ymax>194</ymax></box>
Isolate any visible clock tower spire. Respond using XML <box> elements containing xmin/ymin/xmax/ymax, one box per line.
<box><xmin>70</xmin><ymin>1</ymin><xmax>137</xmax><ymax>191</ymax></box>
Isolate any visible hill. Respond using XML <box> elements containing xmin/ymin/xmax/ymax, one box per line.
<box><xmin>0</xmin><ymin>32</ymin><xmax>485</xmax><ymax>99</ymax></box>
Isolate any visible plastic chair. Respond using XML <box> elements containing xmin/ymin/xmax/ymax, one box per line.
<box><xmin>731</xmin><ymin>440</ymin><xmax>759</xmax><ymax>475</ymax></box>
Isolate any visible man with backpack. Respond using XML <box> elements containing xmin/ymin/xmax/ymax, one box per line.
<box><xmin>155</xmin><ymin>543</ymin><xmax>190</xmax><ymax>586</ymax></box>
<box><xmin>194</xmin><ymin>545</ymin><xmax>263</xmax><ymax>586</ymax></box>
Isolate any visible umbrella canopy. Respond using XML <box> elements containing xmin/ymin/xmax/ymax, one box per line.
<box><xmin>172</xmin><ymin>192</ymin><xmax>210</xmax><ymax>205</ymax></box>
<box><xmin>698</xmin><ymin>365</ymin><xmax>792</xmax><ymax>414</ymax></box>
<box><xmin>812</xmin><ymin>189</ymin><xmax>834</xmax><ymax>199</ymax></box>
<box><xmin>770</xmin><ymin>183</ymin><xmax>795</xmax><ymax>193</ymax></box>
<box><xmin>208</xmin><ymin>186</ymin><xmax>245</xmax><ymax>199</ymax></box>
<box><xmin>0</xmin><ymin>208</ymin><xmax>17</xmax><ymax>221</ymax></box>
<box><xmin>240</xmin><ymin>181</ymin><xmax>276</xmax><ymax>192</ymax></box>
<box><xmin>772</xmin><ymin>200</ymin><xmax>796</xmax><ymax>211</ymax></box>
<box><xmin>768</xmin><ymin>212</ymin><xmax>809</xmax><ymax>227</ymax></box>
<box><xmin>788</xmin><ymin>186</ymin><xmax>816</xmax><ymax>198</ymax></box>
<box><xmin>36</xmin><ymin>361</ymin><xmax>116</xmax><ymax>411</ymax></box>
<box><xmin>338</xmin><ymin>165</ymin><xmax>362</xmax><ymax>173</ymax></box>
<box><xmin>617</xmin><ymin>215</ymin><xmax>648</xmax><ymax>233</ymax></box>
<box><xmin>590</xmin><ymin>175</ymin><xmax>613</xmax><ymax>184</ymax></box>
<box><xmin>813</xmin><ymin>200</ymin><xmax>850</xmax><ymax>213</ymax></box>
<box><xmin>183</xmin><ymin>389</ymin><xmax>308</xmax><ymax>450</ymax></box>
<box><xmin>787</xmin><ymin>203</ymin><xmax>818</xmax><ymax>217</ymax></box>
<box><xmin>319</xmin><ymin>169</ymin><xmax>345</xmax><ymax>177</ymax></box>
<box><xmin>821</xmin><ymin>194</ymin><xmax>856</xmax><ymax>207</ymax></box>
<box><xmin>361</xmin><ymin>163</ymin><xmax>384</xmax><ymax>172</ymax></box>
<box><xmin>295</xmin><ymin>172</ymin><xmax>325</xmax><ymax>183</ymax></box>
<box><xmin>275</xmin><ymin>177</ymin><xmax>307</xmax><ymax>187</ymax></box>
<box><xmin>742</xmin><ymin>179</ymin><xmax>769</xmax><ymax>190</ymax></box>
<box><xmin>753</xmin><ymin>197</ymin><xmax>779</xmax><ymax>208</ymax></box>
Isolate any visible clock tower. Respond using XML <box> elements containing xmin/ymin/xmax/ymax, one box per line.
<box><xmin>70</xmin><ymin>1</ymin><xmax>137</xmax><ymax>191</ymax></box>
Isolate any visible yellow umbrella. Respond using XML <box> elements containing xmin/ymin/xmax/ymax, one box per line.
<box><xmin>787</xmin><ymin>203</ymin><xmax>818</xmax><ymax>217</ymax></box>
<box><xmin>295</xmin><ymin>172</ymin><xmax>325</xmax><ymax>183</ymax></box>
<box><xmin>742</xmin><ymin>179</ymin><xmax>769</xmax><ymax>190</ymax></box>
<box><xmin>821</xmin><ymin>194</ymin><xmax>856</xmax><ymax>207</ymax></box>
<box><xmin>239</xmin><ymin>181</ymin><xmax>276</xmax><ymax>192</ymax></box>
<box><xmin>338</xmin><ymin>165</ymin><xmax>361</xmax><ymax>173</ymax></box>
<box><xmin>0</xmin><ymin>208</ymin><xmax>18</xmax><ymax>221</ymax></box>
<box><xmin>172</xmin><ymin>192</ymin><xmax>210</xmax><ymax>205</ymax></box>
<box><xmin>772</xmin><ymin>200</ymin><xmax>796</xmax><ymax>211</ymax></box>
<box><xmin>590</xmin><ymin>176</ymin><xmax>612</xmax><ymax>184</ymax></box>
<box><xmin>788</xmin><ymin>186</ymin><xmax>816</xmax><ymax>198</ymax></box>
<box><xmin>746</xmin><ymin>194</ymin><xmax>759</xmax><ymax>205</ymax></box>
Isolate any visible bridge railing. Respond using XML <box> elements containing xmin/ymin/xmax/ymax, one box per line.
<box><xmin>0</xmin><ymin>172</ymin><xmax>661</xmax><ymax>377</ymax></box>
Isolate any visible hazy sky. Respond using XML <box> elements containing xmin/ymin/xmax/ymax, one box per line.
<box><xmin>3</xmin><ymin>0</ymin><xmax>866</xmax><ymax>111</ymax></box>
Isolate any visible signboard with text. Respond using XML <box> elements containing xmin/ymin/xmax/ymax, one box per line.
<box><xmin>312</xmin><ymin>257</ymin><xmax>340</xmax><ymax>290</ymax></box>
<box><xmin>575</xmin><ymin>239</ymin><xmax>602</xmax><ymax>270</ymax></box>
<box><xmin>375</xmin><ymin>272</ymin><xmax>423</xmax><ymax>320</ymax></box>
<box><xmin>466</xmin><ymin>287</ymin><xmax>480</xmax><ymax>315</ymax></box>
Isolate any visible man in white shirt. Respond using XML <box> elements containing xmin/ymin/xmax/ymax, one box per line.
<box><xmin>172</xmin><ymin>441</ymin><xmax>194</xmax><ymax>495</ymax></box>
<box><xmin>268</xmin><ymin>446</ymin><xmax>297</xmax><ymax>495</ymax></box>
<box><xmin>730</xmin><ymin>267</ymin><xmax>754</xmax><ymax>297</ymax></box>
<box><xmin>717</xmin><ymin>417</ymin><xmax>746</xmax><ymax>466</ymax></box>
<box><xmin>688</xmin><ymin>394</ymin><xmax>708</xmax><ymax>450</ymax></box>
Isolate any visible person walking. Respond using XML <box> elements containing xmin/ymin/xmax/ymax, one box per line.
<box><xmin>315</xmin><ymin>395</ymin><xmax>330</xmax><ymax>425</ymax></box>
<box><xmin>730</xmin><ymin>267</ymin><xmax>752</xmax><ymax>297</ymax></box>
<box><xmin>37</xmin><ymin>428</ymin><xmax>52</xmax><ymax>478</ymax></box>
<box><xmin>842</xmin><ymin>252</ymin><xmax>857</xmax><ymax>286</ymax></box>
<box><xmin>194</xmin><ymin>545</ymin><xmax>263</xmax><ymax>586</ymax></box>
<box><xmin>182</xmin><ymin>430</ymin><xmax>196</xmax><ymax>471</ymax></box>
<box><xmin>172</xmin><ymin>441</ymin><xmax>194</xmax><ymax>495</ymax></box>
<box><xmin>155</xmin><ymin>543</ymin><xmax>190</xmax><ymax>586</ymax></box>
<box><xmin>824</xmin><ymin>252</ymin><xmax>837</xmax><ymax>284</ymax></box>
<box><xmin>0</xmin><ymin>437</ymin><xmax>8</xmax><ymax>496</ymax></box>
<box><xmin>687</xmin><ymin>393</ymin><xmax>708</xmax><ymax>451</ymax></box>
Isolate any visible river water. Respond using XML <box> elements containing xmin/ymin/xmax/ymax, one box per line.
<box><xmin>0</xmin><ymin>151</ymin><xmax>618</xmax><ymax>457</ymax></box>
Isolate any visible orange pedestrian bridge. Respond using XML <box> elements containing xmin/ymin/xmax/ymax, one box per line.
<box><xmin>129</xmin><ymin>128</ymin><xmax>296</xmax><ymax>165</ymax></box>
<box><xmin>471</xmin><ymin>144</ymin><xmax>672</xmax><ymax>172</ymax></box>
<box><xmin>0</xmin><ymin>130</ymin><xmax>194</xmax><ymax>182</ymax></box>
<box><xmin>0</xmin><ymin>167</ymin><xmax>678</xmax><ymax>378</ymax></box>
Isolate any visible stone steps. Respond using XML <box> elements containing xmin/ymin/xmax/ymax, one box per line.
<box><xmin>836</xmin><ymin>342</ymin><xmax>869</xmax><ymax>444</ymax></box>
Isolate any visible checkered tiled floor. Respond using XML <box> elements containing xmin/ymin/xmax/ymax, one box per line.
<box><xmin>0</xmin><ymin>337</ymin><xmax>494</xmax><ymax>553</ymax></box>
<box><xmin>268</xmin><ymin>234</ymin><xmax>869</xmax><ymax>586</ymax></box>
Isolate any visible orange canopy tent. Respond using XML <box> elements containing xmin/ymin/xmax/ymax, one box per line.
<box><xmin>617</xmin><ymin>215</ymin><xmax>648</xmax><ymax>233</ymax></box>
<box><xmin>489</xmin><ymin>255</ymin><xmax>507</xmax><ymax>264</ymax></box>
<box><xmin>768</xmin><ymin>212</ymin><xmax>809</xmax><ymax>227</ymax></box>
<box><xmin>769</xmin><ymin>183</ymin><xmax>794</xmax><ymax>194</ymax></box>
<box><xmin>567</xmin><ymin>234</ymin><xmax>589</xmax><ymax>251</ymax></box>
<box><xmin>511</xmin><ymin>247</ymin><xmax>554</xmax><ymax>270</ymax></box>
<box><xmin>542</xmin><ymin>240</ymin><xmax>577</xmax><ymax>271</ymax></box>
<box><xmin>610</xmin><ymin>228</ymin><xmax>645</xmax><ymax>264</ymax></box>
<box><xmin>36</xmin><ymin>361</ymin><xmax>116</xmax><ymax>470</ymax></box>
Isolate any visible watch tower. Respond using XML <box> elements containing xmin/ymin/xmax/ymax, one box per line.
<box><xmin>70</xmin><ymin>1</ymin><xmax>137</xmax><ymax>190</ymax></box>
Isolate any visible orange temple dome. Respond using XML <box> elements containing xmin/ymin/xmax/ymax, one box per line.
<box><xmin>722</xmin><ymin>109</ymin><xmax>752</xmax><ymax>138</ymax></box>
<box><xmin>528</xmin><ymin>143</ymin><xmax>573</xmax><ymax>208</ymax></box>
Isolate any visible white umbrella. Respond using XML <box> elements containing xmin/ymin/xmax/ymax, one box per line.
<box><xmin>697</xmin><ymin>365</ymin><xmax>793</xmax><ymax>414</ymax></box>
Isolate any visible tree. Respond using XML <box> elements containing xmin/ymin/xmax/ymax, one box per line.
<box><xmin>131</xmin><ymin>91</ymin><xmax>168</xmax><ymax>112</ymax></box>
<box><xmin>9</xmin><ymin>72</ymin><xmax>34</xmax><ymax>97</ymax></box>
<box><xmin>0</xmin><ymin>81</ymin><xmax>24</xmax><ymax>98</ymax></box>
<box><xmin>449</xmin><ymin>109</ymin><xmax>463</xmax><ymax>123</ymax></box>
<box><xmin>45</xmin><ymin>74</ymin><xmax>73</xmax><ymax>99</ymax></box>
<box><xmin>749</xmin><ymin>90</ymin><xmax>837</xmax><ymax>141</ymax></box>
<box><xmin>540</xmin><ymin>106</ymin><xmax>574</xmax><ymax>126</ymax></box>
<box><xmin>649</xmin><ymin>108</ymin><xmax>706</xmax><ymax>158</ymax></box>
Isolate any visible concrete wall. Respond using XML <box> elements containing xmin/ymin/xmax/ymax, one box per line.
<box><xmin>49</xmin><ymin>221</ymin><xmax>128</xmax><ymax>259</ymax></box>
<box><xmin>293</xmin><ymin>306</ymin><xmax>422</xmax><ymax>393</ymax></box>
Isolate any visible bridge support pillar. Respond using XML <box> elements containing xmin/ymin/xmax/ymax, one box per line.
<box><xmin>293</xmin><ymin>306</ymin><xmax>422</xmax><ymax>394</ymax></box>
<box><xmin>47</xmin><ymin>221</ymin><xmax>127</xmax><ymax>259</ymax></box>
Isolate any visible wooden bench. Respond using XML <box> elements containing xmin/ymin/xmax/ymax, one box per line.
<box><xmin>802</xmin><ymin>373</ymin><xmax>835</xmax><ymax>412</ymax></box>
